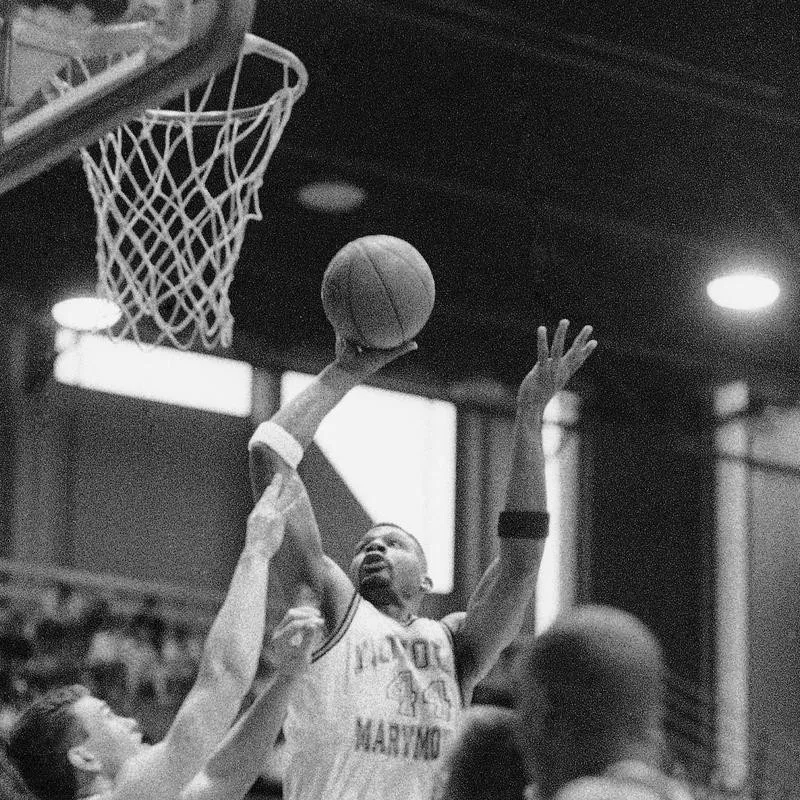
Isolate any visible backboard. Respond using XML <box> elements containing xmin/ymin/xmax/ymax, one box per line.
<box><xmin>0</xmin><ymin>0</ymin><xmax>255</xmax><ymax>195</ymax></box>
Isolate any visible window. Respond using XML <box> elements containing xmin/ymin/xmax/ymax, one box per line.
<box><xmin>54</xmin><ymin>330</ymin><xmax>253</xmax><ymax>417</ymax></box>
<box><xmin>535</xmin><ymin>393</ymin><xmax>579</xmax><ymax>633</ymax></box>
<box><xmin>281</xmin><ymin>372</ymin><xmax>457</xmax><ymax>592</ymax></box>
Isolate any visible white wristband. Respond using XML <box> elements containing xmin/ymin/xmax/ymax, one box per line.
<box><xmin>248</xmin><ymin>421</ymin><xmax>304</xmax><ymax>469</ymax></box>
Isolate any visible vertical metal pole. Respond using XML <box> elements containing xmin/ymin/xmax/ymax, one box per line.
<box><xmin>714</xmin><ymin>382</ymin><xmax>751</xmax><ymax>796</ymax></box>
<box><xmin>0</xmin><ymin>2</ymin><xmax>13</xmax><ymax>145</ymax></box>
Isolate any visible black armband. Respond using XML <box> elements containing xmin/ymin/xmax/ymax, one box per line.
<box><xmin>498</xmin><ymin>510</ymin><xmax>549</xmax><ymax>539</ymax></box>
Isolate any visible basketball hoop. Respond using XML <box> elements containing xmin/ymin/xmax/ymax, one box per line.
<box><xmin>75</xmin><ymin>32</ymin><xmax>307</xmax><ymax>350</ymax></box>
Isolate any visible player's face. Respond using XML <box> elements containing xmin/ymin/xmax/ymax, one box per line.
<box><xmin>71</xmin><ymin>695</ymin><xmax>146</xmax><ymax>776</ymax></box>
<box><xmin>349</xmin><ymin>525</ymin><xmax>429</xmax><ymax>600</ymax></box>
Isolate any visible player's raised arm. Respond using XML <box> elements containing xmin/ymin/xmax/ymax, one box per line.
<box><xmin>109</xmin><ymin>474</ymin><xmax>298</xmax><ymax>800</ymax></box>
<box><xmin>181</xmin><ymin>606</ymin><xmax>324</xmax><ymax>800</ymax></box>
<box><xmin>446</xmin><ymin>320</ymin><xmax>597</xmax><ymax>700</ymax></box>
<box><xmin>247</xmin><ymin>336</ymin><xmax>417</xmax><ymax>626</ymax></box>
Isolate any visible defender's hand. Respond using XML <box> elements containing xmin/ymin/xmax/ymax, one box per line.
<box><xmin>517</xmin><ymin>320</ymin><xmax>597</xmax><ymax>412</ymax></box>
<box><xmin>267</xmin><ymin>606</ymin><xmax>325</xmax><ymax>674</ymax></box>
<box><xmin>245</xmin><ymin>473</ymin><xmax>302</xmax><ymax>559</ymax></box>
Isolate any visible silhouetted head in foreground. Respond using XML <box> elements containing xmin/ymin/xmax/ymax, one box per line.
<box><xmin>439</xmin><ymin>705</ymin><xmax>527</xmax><ymax>800</ymax></box>
<box><xmin>514</xmin><ymin>605</ymin><xmax>665</xmax><ymax>799</ymax></box>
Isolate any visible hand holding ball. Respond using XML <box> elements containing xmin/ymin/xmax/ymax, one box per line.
<box><xmin>321</xmin><ymin>235</ymin><xmax>435</xmax><ymax>349</ymax></box>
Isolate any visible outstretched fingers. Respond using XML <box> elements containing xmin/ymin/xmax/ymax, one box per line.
<box><xmin>570</xmin><ymin>324</ymin><xmax>593</xmax><ymax>349</ymax></box>
<box><xmin>521</xmin><ymin>319</ymin><xmax>597</xmax><ymax>406</ymax></box>
<box><xmin>252</xmin><ymin>472</ymin><xmax>305</xmax><ymax>520</ymax></box>
<box><xmin>272</xmin><ymin>608</ymin><xmax>325</xmax><ymax>656</ymax></box>
<box><xmin>562</xmin><ymin>325</ymin><xmax>598</xmax><ymax>377</ymax></box>
<box><xmin>550</xmin><ymin>318</ymin><xmax>569</xmax><ymax>362</ymax></box>
<box><xmin>537</xmin><ymin>325</ymin><xmax>549</xmax><ymax>365</ymax></box>
<box><xmin>566</xmin><ymin>325</ymin><xmax>595</xmax><ymax>358</ymax></box>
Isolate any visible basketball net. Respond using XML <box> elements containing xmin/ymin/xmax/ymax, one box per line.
<box><xmin>18</xmin><ymin>2</ymin><xmax>307</xmax><ymax>350</ymax></box>
<box><xmin>63</xmin><ymin>30</ymin><xmax>305</xmax><ymax>350</ymax></box>
<box><xmin>76</xmin><ymin>33</ymin><xmax>307</xmax><ymax>350</ymax></box>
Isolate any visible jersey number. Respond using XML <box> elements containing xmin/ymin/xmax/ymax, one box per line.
<box><xmin>386</xmin><ymin>671</ymin><xmax>418</xmax><ymax>717</ymax></box>
<box><xmin>386</xmin><ymin>672</ymin><xmax>453</xmax><ymax>721</ymax></box>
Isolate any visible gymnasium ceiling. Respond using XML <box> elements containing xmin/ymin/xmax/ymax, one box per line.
<box><xmin>2</xmin><ymin>0</ymin><xmax>800</xmax><ymax>415</ymax></box>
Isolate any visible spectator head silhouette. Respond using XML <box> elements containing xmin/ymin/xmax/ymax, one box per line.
<box><xmin>514</xmin><ymin>605</ymin><xmax>665</xmax><ymax>799</ymax></box>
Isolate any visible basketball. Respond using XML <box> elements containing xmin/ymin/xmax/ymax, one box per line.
<box><xmin>321</xmin><ymin>235</ymin><xmax>435</xmax><ymax>349</ymax></box>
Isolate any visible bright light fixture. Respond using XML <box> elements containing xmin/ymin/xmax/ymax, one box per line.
<box><xmin>52</xmin><ymin>296</ymin><xmax>122</xmax><ymax>331</ymax></box>
<box><xmin>297</xmin><ymin>180</ymin><xmax>366</xmax><ymax>213</ymax></box>
<box><xmin>707</xmin><ymin>273</ymin><xmax>780</xmax><ymax>311</ymax></box>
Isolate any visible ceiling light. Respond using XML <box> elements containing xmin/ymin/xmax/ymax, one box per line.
<box><xmin>297</xmin><ymin>180</ymin><xmax>366</xmax><ymax>213</ymax></box>
<box><xmin>706</xmin><ymin>273</ymin><xmax>780</xmax><ymax>311</ymax></box>
<box><xmin>51</xmin><ymin>296</ymin><xmax>122</xmax><ymax>331</ymax></box>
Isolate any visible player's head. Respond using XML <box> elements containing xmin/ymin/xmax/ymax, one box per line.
<box><xmin>513</xmin><ymin>605</ymin><xmax>664</xmax><ymax>799</ymax></box>
<box><xmin>349</xmin><ymin>522</ymin><xmax>432</xmax><ymax>605</ymax></box>
<box><xmin>7</xmin><ymin>684</ymin><xmax>146</xmax><ymax>800</ymax></box>
<box><xmin>439</xmin><ymin>705</ymin><xmax>527</xmax><ymax>800</ymax></box>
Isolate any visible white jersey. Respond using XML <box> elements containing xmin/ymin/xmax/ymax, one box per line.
<box><xmin>282</xmin><ymin>593</ymin><xmax>465</xmax><ymax>800</ymax></box>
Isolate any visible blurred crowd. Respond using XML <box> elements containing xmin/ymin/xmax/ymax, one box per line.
<box><xmin>0</xmin><ymin>582</ymin><xmax>207</xmax><ymax>742</ymax></box>
<box><xmin>0</xmin><ymin>583</ymin><xmax>756</xmax><ymax>800</ymax></box>
<box><xmin>0</xmin><ymin>579</ymin><xmax>522</xmax><ymax>743</ymax></box>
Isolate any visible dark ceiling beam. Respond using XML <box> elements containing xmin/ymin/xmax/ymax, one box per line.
<box><xmin>595</xmin><ymin>335</ymin><xmax>800</xmax><ymax>393</ymax></box>
<box><xmin>344</xmin><ymin>0</ymin><xmax>800</xmax><ymax>128</ymax></box>
<box><xmin>279</xmin><ymin>144</ymin><xmax>724</xmax><ymax>256</ymax></box>
<box><xmin>235</xmin><ymin>298</ymin><xmax>800</xmax><ymax>412</ymax></box>
<box><xmin>398</xmin><ymin>0</ymin><xmax>781</xmax><ymax>97</ymax></box>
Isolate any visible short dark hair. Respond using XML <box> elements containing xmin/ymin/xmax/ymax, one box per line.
<box><xmin>517</xmin><ymin>606</ymin><xmax>664</xmax><ymax>760</ymax></box>
<box><xmin>366</xmin><ymin>522</ymin><xmax>428</xmax><ymax>570</ymax></box>
<box><xmin>524</xmin><ymin>605</ymin><xmax>663</xmax><ymax>726</ymax></box>
<box><xmin>7</xmin><ymin>684</ymin><xmax>90</xmax><ymax>800</ymax></box>
<box><xmin>514</xmin><ymin>606</ymin><xmax>665</xmax><ymax>799</ymax></box>
<box><xmin>440</xmin><ymin>706</ymin><xmax>526</xmax><ymax>800</ymax></box>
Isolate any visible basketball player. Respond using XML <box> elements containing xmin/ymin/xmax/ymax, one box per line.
<box><xmin>3</xmin><ymin>475</ymin><xmax>323</xmax><ymax>800</ymax></box>
<box><xmin>247</xmin><ymin>319</ymin><xmax>597</xmax><ymax>799</ymax></box>
<box><xmin>514</xmin><ymin>605</ymin><xmax>693</xmax><ymax>800</ymax></box>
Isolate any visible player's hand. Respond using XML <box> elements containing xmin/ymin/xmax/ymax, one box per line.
<box><xmin>517</xmin><ymin>320</ymin><xmax>597</xmax><ymax>412</ymax></box>
<box><xmin>328</xmin><ymin>334</ymin><xmax>418</xmax><ymax>386</ymax></box>
<box><xmin>245</xmin><ymin>473</ymin><xmax>302</xmax><ymax>559</ymax></box>
<box><xmin>267</xmin><ymin>606</ymin><xmax>325</xmax><ymax>675</ymax></box>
